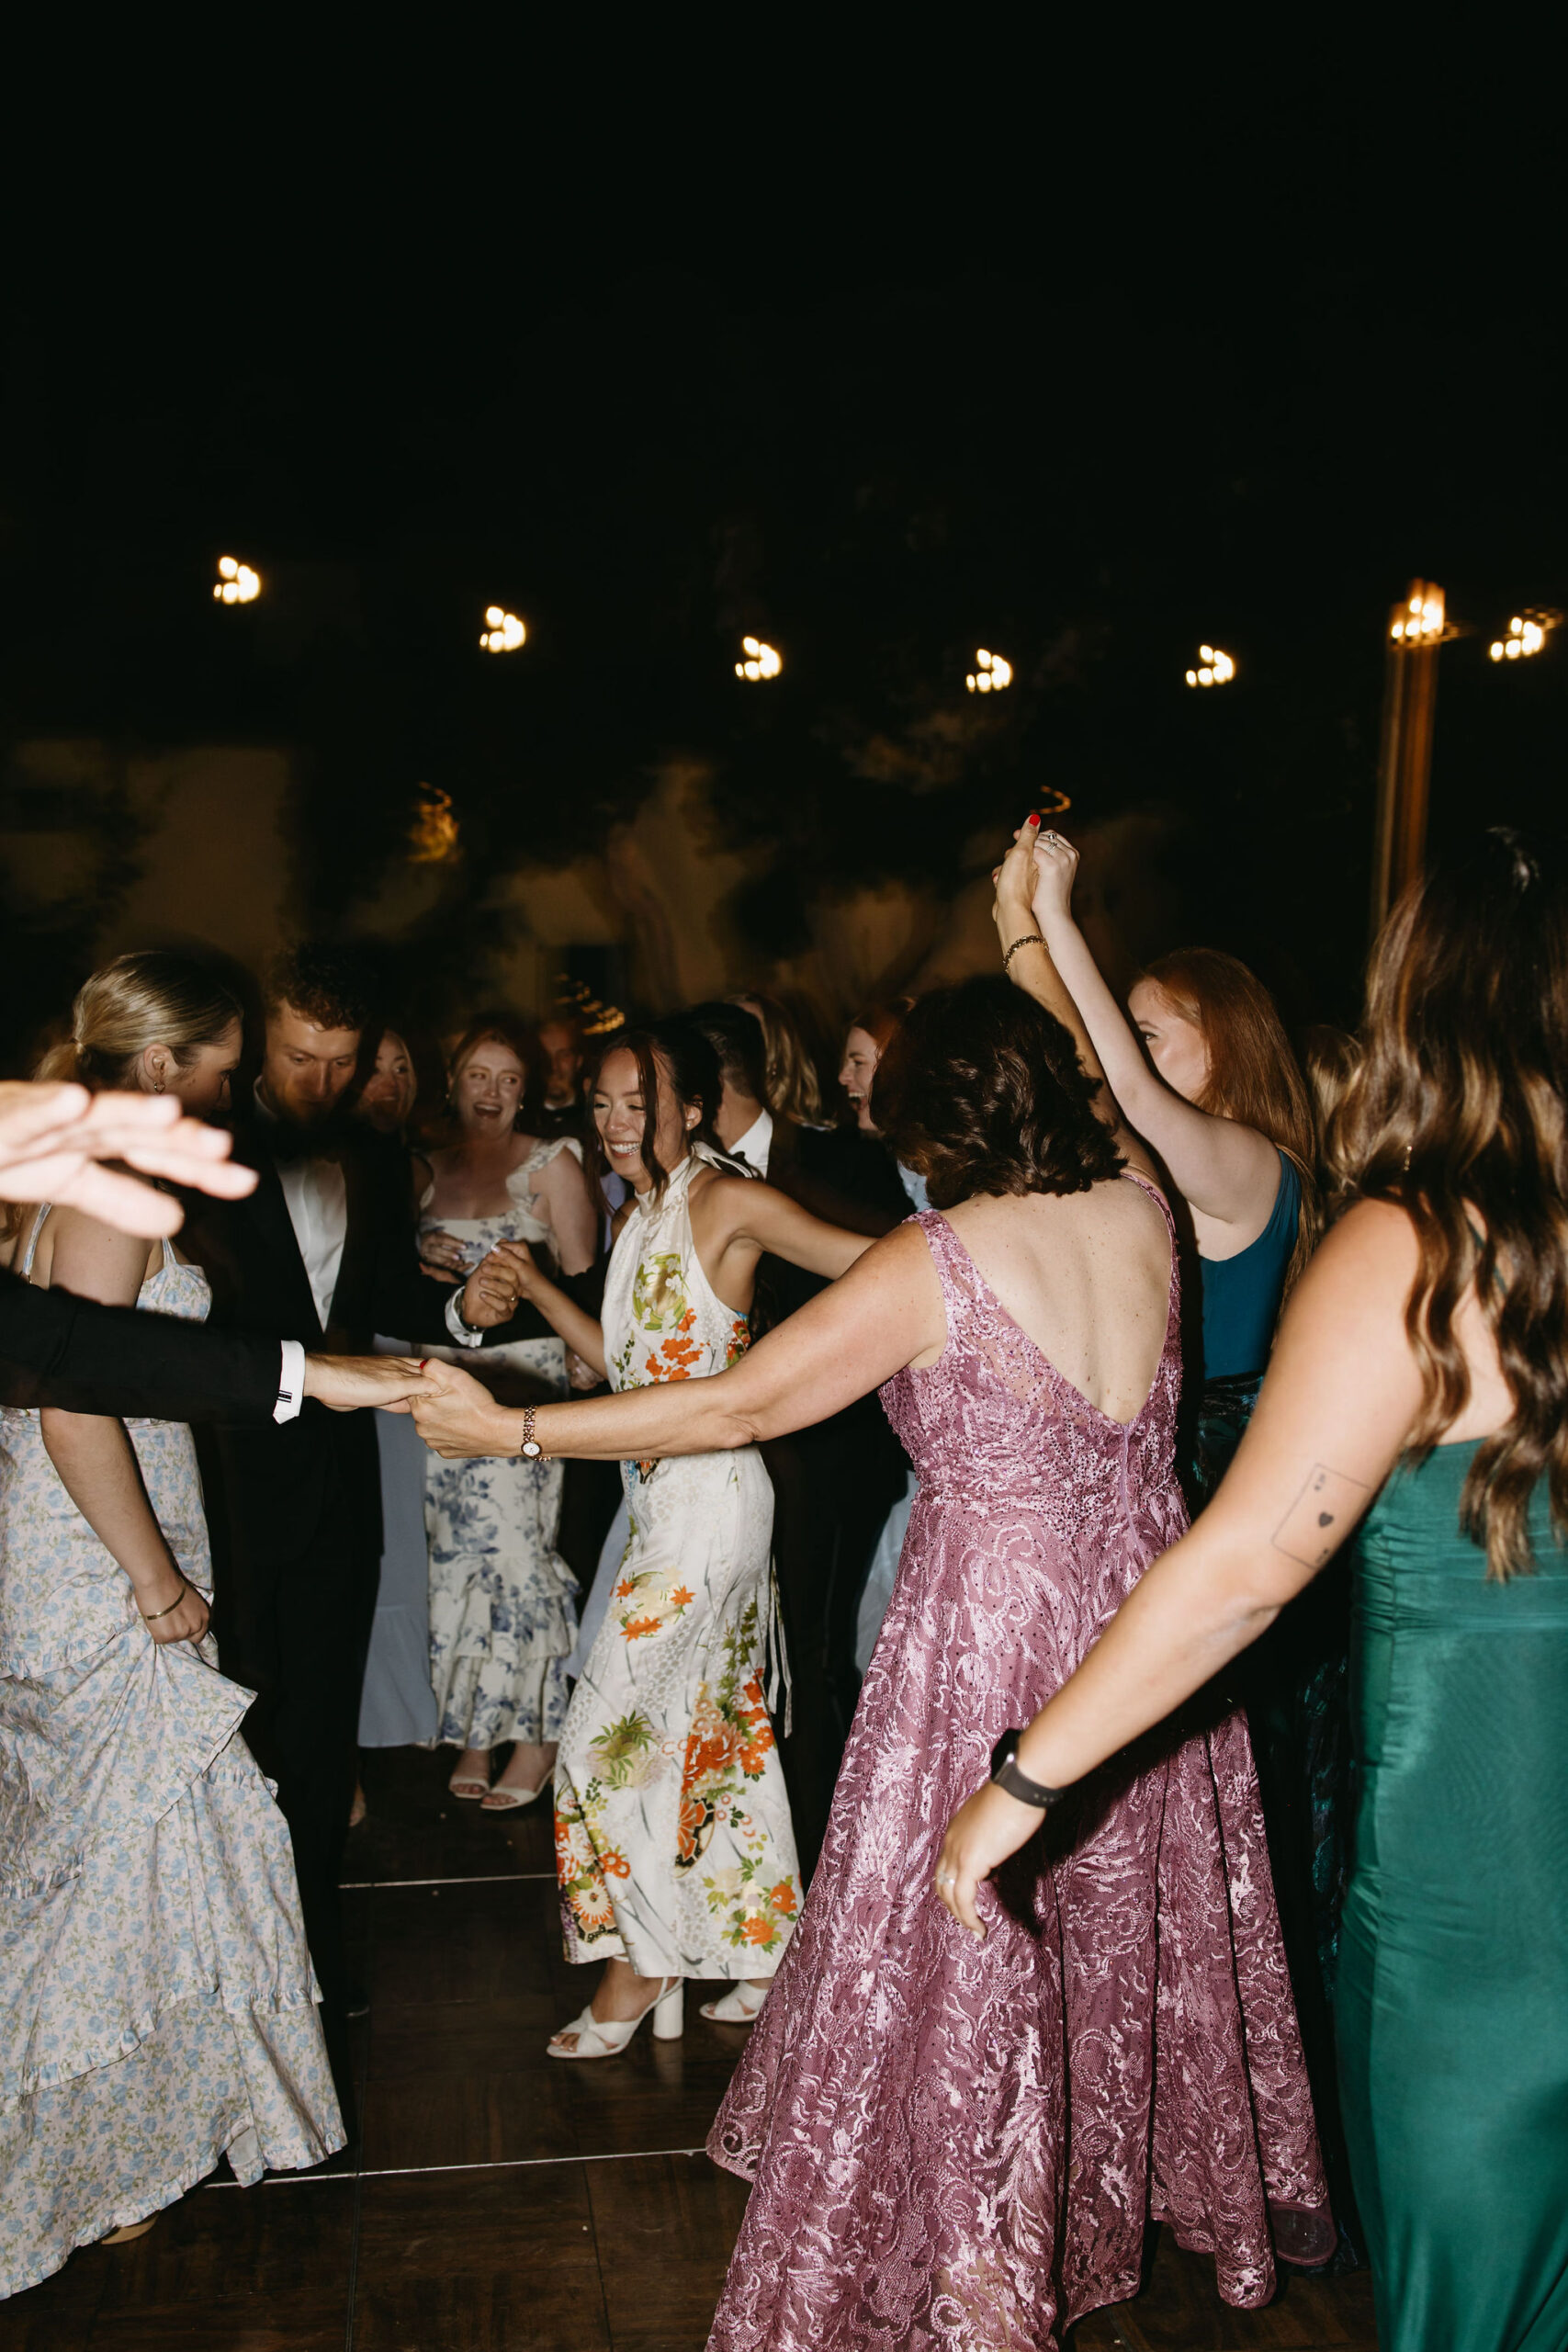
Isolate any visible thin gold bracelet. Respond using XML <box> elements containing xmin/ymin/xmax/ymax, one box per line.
<box><xmin>141</xmin><ymin>1578</ymin><xmax>187</xmax><ymax>1623</ymax></box>
<box><xmin>1002</xmin><ymin>933</ymin><xmax>1045</xmax><ymax>972</ymax></box>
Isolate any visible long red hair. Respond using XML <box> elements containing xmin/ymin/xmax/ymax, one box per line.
<box><xmin>1140</xmin><ymin>947</ymin><xmax>1321</xmax><ymax>1293</ymax></box>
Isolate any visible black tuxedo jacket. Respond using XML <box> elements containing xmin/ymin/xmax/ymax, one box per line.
<box><xmin>181</xmin><ymin>1121</ymin><xmax>549</xmax><ymax>1566</ymax></box>
<box><xmin>0</xmin><ymin>1269</ymin><xmax>281</xmax><ymax>1420</ymax></box>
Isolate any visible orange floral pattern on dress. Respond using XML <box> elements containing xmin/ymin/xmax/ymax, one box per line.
<box><xmin>671</xmin><ymin>1601</ymin><xmax>800</xmax><ymax>1956</ymax></box>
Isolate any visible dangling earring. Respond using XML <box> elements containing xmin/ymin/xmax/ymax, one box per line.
<box><xmin>153</xmin><ymin>1074</ymin><xmax>165</xmax><ymax>1094</ymax></box>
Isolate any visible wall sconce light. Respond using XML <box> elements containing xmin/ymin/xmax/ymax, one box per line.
<box><xmin>213</xmin><ymin>556</ymin><xmax>261</xmax><ymax>605</ymax></box>
<box><xmin>735</xmin><ymin>636</ymin><xmax>782</xmax><ymax>681</ymax></box>
<box><xmin>1184</xmin><ymin>644</ymin><xmax>1235</xmax><ymax>687</ymax></box>
<box><xmin>966</xmin><ymin>649</ymin><xmax>1012</xmax><ymax>694</ymax></box>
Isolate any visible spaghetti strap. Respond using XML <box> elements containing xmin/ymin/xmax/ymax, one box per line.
<box><xmin>18</xmin><ymin>1205</ymin><xmax>52</xmax><ymax>1281</ymax></box>
<box><xmin>1119</xmin><ymin>1164</ymin><xmax>1176</xmax><ymax>1236</ymax></box>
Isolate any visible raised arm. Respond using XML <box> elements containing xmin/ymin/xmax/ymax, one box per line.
<box><xmin>995</xmin><ymin>817</ymin><xmax>1156</xmax><ymax>1180</ymax></box>
<box><xmin>402</xmin><ymin>1219</ymin><xmax>944</xmax><ymax>1462</ymax></box>
<box><xmin>1027</xmin><ymin>831</ymin><xmax>1280</xmax><ymax>1227</ymax></box>
<box><xmin>935</xmin><ymin>1200</ymin><xmax>1427</xmax><ymax>1932</ymax></box>
<box><xmin>36</xmin><ymin>1212</ymin><xmax>210</xmax><ymax>1646</ymax></box>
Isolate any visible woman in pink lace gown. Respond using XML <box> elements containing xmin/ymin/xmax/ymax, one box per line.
<box><xmin>401</xmin><ymin>973</ymin><xmax>1331</xmax><ymax>2350</ymax></box>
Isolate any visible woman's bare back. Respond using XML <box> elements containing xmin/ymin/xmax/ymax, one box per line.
<box><xmin>933</xmin><ymin>1175</ymin><xmax>1173</xmax><ymax>1425</ymax></box>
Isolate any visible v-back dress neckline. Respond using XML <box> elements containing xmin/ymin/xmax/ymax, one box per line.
<box><xmin>924</xmin><ymin>1170</ymin><xmax>1178</xmax><ymax>1433</ymax></box>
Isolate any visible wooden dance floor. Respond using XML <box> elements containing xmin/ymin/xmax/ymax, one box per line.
<box><xmin>8</xmin><ymin>1747</ymin><xmax>1379</xmax><ymax>2349</ymax></box>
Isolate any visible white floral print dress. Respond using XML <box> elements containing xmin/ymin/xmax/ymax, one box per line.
<box><xmin>420</xmin><ymin>1137</ymin><xmax>581</xmax><ymax>1751</ymax></box>
<box><xmin>554</xmin><ymin>1148</ymin><xmax>801</xmax><ymax>1979</ymax></box>
<box><xmin>0</xmin><ymin>1216</ymin><xmax>343</xmax><ymax>2301</ymax></box>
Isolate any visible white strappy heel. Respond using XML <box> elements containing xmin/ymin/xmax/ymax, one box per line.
<box><xmin>547</xmin><ymin>1975</ymin><xmax>683</xmax><ymax>2059</ymax></box>
<box><xmin>700</xmin><ymin>1979</ymin><xmax>771</xmax><ymax>2025</ymax></box>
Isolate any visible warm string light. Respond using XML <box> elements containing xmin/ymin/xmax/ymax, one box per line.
<box><xmin>735</xmin><ymin>635</ymin><xmax>782</xmax><ymax>681</ymax></box>
<box><xmin>1184</xmin><ymin>644</ymin><xmax>1235</xmax><ymax>688</ymax></box>
<box><xmin>965</xmin><ymin>649</ymin><xmax>1012</xmax><ymax>695</ymax></box>
<box><xmin>1490</xmin><ymin>614</ymin><xmax>1554</xmax><ymax>663</ymax></box>
<box><xmin>213</xmin><ymin>555</ymin><xmax>260</xmax><ymax>605</ymax></box>
<box><xmin>409</xmin><ymin>783</ymin><xmax>460</xmax><ymax>863</ymax></box>
<box><xmin>1033</xmin><ymin>787</ymin><xmax>1072</xmax><ymax>818</ymax></box>
<box><xmin>480</xmin><ymin>606</ymin><xmax>526</xmax><ymax>653</ymax></box>
<box><xmin>1390</xmin><ymin>590</ymin><xmax>1444</xmax><ymax>644</ymax></box>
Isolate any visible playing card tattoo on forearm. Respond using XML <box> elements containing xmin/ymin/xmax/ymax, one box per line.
<box><xmin>1272</xmin><ymin>1464</ymin><xmax>1374</xmax><ymax>1569</ymax></box>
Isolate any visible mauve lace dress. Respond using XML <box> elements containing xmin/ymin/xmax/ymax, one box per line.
<box><xmin>707</xmin><ymin>1193</ymin><xmax>1330</xmax><ymax>2351</ymax></box>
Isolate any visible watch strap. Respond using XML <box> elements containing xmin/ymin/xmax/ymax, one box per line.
<box><xmin>989</xmin><ymin>1728</ymin><xmax>1063</xmax><ymax>1811</ymax></box>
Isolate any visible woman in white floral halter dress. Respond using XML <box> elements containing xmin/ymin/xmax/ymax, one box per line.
<box><xmin>479</xmin><ymin>1020</ymin><xmax>873</xmax><ymax>2057</ymax></box>
<box><xmin>558</xmin><ymin>1146</ymin><xmax>788</xmax><ymax>1973</ymax></box>
<box><xmin>0</xmin><ymin>1214</ymin><xmax>343</xmax><ymax>2297</ymax></box>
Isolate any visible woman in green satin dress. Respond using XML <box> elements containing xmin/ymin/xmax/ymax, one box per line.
<box><xmin>938</xmin><ymin>825</ymin><xmax>1568</xmax><ymax>2352</ymax></box>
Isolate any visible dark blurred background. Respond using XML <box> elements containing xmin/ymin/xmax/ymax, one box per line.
<box><xmin>3</xmin><ymin>58</ymin><xmax>1562</xmax><ymax>1065</ymax></box>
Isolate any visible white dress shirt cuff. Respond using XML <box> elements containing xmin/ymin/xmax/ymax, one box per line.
<box><xmin>445</xmin><ymin>1290</ymin><xmax>486</xmax><ymax>1350</ymax></box>
<box><xmin>275</xmin><ymin>1340</ymin><xmax>307</xmax><ymax>1423</ymax></box>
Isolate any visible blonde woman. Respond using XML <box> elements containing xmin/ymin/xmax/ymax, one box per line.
<box><xmin>0</xmin><ymin>955</ymin><xmax>341</xmax><ymax>2294</ymax></box>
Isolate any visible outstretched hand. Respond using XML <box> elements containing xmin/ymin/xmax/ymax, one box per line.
<box><xmin>0</xmin><ymin>1080</ymin><xmax>256</xmax><ymax>1238</ymax></box>
<box><xmin>305</xmin><ymin>1355</ymin><xmax>433</xmax><ymax>1412</ymax></box>
<box><xmin>933</xmin><ymin>1779</ymin><xmax>1043</xmax><ymax>1938</ymax></box>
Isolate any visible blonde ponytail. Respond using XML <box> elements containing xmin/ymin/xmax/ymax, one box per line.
<box><xmin>37</xmin><ymin>953</ymin><xmax>242</xmax><ymax>1093</ymax></box>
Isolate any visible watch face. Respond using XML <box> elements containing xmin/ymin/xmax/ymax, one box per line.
<box><xmin>521</xmin><ymin>1440</ymin><xmax>542</xmax><ymax>1458</ymax></box>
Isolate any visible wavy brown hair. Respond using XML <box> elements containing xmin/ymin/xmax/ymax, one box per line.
<box><xmin>874</xmin><ymin>976</ymin><xmax>1122</xmax><ymax>1210</ymax></box>
<box><xmin>1140</xmin><ymin>946</ymin><xmax>1321</xmax><ymax>1293</ymax></box>
<box><xmin>1332</xmin><ymin>828</ymin><xmax>1568</xmax><ymax>1579</ymax></box>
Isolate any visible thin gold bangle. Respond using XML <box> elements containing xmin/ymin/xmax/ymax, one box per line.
<box><xmin>141</xmin><ymin>1578</ymin><xmax>187</xmax><ymax>1623</ymax></box>
<box><xmin>1002</xmin><ymin>933</ymin><xmax>1045</xmax><ymax>972</ymax></box>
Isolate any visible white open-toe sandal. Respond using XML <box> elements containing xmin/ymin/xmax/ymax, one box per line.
<box><xmin>547</xmin><ymin>1976</ymin><xmax>683</xmax><ymax>2060</ymax></box>
<box><xmin>700</xmin><ymin>1980</ymin><xmax>771</xmax><ymax>2025</ymax></box>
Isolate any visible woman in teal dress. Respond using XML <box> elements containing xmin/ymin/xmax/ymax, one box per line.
<box><xmin>942</xmin><ymin>824</ymin><xmax>1568</xmax><ymax>2351</ymax></box>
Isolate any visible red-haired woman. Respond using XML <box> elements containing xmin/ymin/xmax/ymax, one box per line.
<box><xmin>1002</xmin><ymin>821</ymin><xmax>1353</xmax><ymax>2247</ymax></box>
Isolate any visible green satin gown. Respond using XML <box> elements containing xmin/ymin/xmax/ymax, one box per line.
<box><xmin>1338</xmin><ymin>1443</ymin><xmax>1568</xmax><ymax>2351</ymax></box>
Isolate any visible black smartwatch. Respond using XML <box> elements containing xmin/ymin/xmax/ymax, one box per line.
<box><xmin>989</xmin><ymin>1729</ymin><xmax>1064</xmax><ymax>1811</ymax></box>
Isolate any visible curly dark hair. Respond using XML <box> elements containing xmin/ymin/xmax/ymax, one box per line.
<box><xmin>874</xmin><ymin>976</ymin><xmax>1122</xmax><ymax>1210</ymax></box>
<box><xmin>263</xmin><ymin>940</ymin><xmax>374</xmax><ymax>1035</ymax></box>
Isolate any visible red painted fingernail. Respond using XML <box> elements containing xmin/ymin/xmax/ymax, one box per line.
<box><xmin>1026</xmin><ymin>812</ymin><xmax>1040</xmax><ymax>824</ymax></box>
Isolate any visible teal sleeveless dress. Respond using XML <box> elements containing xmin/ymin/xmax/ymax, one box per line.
<box><xmin>1339</xmin><ymin>1445</ymin><xmax>1568</xmax><ymax>2350</ymax></box>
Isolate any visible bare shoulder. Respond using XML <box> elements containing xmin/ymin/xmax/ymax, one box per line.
<box><xmin>43</xmin><ymin>1204</ymin><xmax>156</xmax><ymax>1301</ymax></box>
<box><xmin>1299</xmin><ymin>1198</ymin><xmax>1418</xmax><ymax>1301</ymax></box>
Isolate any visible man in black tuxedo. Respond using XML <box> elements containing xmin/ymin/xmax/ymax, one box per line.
<box><xmin>181</xmin><ymin>946</ymin><xmax>526</xmax><ymax>2021</ymax></box>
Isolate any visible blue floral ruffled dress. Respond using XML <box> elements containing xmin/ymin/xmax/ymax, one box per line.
<box><xmin>0</xmin><ymin>1216</ymin><xmax>343</xmax><ymax>2300</ymax></box>
<box><xmin>419</xmin><ymin>1137</ymin><xmax>581</xmax><ymax>1751</ymax></box>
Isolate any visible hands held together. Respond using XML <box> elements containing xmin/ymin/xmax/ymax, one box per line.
<box><xmin>305</xmin><ymin>1351</ymin><xmax>513</xmax><ymax>1457</ymax></box>
<box><xmin>991</xmin><ymin>812</ymin><xmax>1079</xmax><ymax>953</ymax></box>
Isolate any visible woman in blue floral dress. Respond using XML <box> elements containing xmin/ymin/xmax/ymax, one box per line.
<box><xmin>0</xmin><ymin>955</ymin><xmax>341</xmax><ymax>2298</ymax></box>
<box><xmin>418</xmin><ymin>1021</ymin><xmax>599</xmax><ymax>1808</ymax></box>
